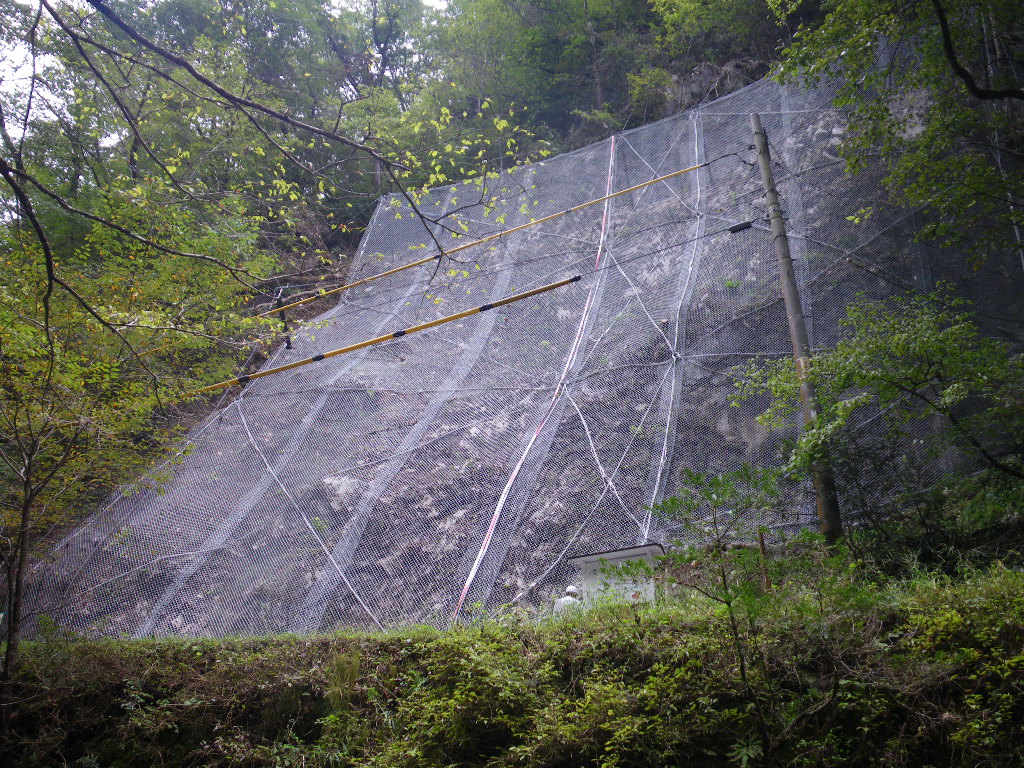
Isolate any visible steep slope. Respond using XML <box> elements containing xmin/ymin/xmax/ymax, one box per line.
<box><xmin>28</xmin><ymin>76</ymin><xmax>1023</xmax><ymax>636</ymax></box>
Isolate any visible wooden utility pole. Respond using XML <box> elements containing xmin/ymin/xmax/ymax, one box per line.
<box><xmin>750</xmin><ymin>113</ymin><xmax>843</xmax><ymax>544</ymax></box>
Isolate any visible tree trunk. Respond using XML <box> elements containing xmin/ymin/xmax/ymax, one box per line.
<box><xmin>0</xmin><ymin>484</ymin><xmax>33</xmax><ymax>737</ymax></box>
<box><xmin>583</xmin><ymin>1</ymin><xmax>605</xmax><ymax>111</ymax></box>
<box><xmin>128</xmin><ymin>135</ymin><xmax>141</xmax><ymax>180</ymax></box>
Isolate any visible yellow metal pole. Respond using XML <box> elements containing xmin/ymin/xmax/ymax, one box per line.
<box><xmin>258</xmin><ymin>161</ymin><xmax>705</xmax><ymax>318</ymax></box>
<box><xmin>196</xmin><ymin>275</ymin><xmax>582</xmax><ymax>395</ymax></box>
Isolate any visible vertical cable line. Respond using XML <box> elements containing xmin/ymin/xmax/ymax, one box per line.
<box><xmin>620</xmin><ymin>132</ymin><xmax>700</xmax><ymax>217</ymax></box>
<box><xmin>482</xmin><ymin>132</ymin><xmax>700</xmax><ymax>590</ymax></box>
<box><xmin>568</xmin><ymin>394</ymin><xmax>645</xmax><ymax>531</ymax></box>
<box><xmin>509</xmin><ymin>365</ymin><xmax>674</xmax><ymax>605</ymax></box>
<box><xmin>450</xmin><ymin>137</ymin><xmax>619</xmax><ymax>626</ymax></box>
<box><xmin>642</xmin><ymin>111</ymin><xmax>707</xmax><ymax>540</ymax></box>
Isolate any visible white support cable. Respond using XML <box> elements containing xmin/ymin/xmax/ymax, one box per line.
<box><xmin>608</xmin><ymin>252</ymin><xmax>675</xmax><ymax>353</ymax></box>
<box><xmin>645</xmin><ymin>111</ymin><xmax>707</xmax><ymax>539</ymax></box>
<box><xmin>519</xmin><ymin>117</ymin><xmax>711</xmax><ymax>549</ymax></box>
<box><xmin>564</xmin><ymin>128</ymin><xmax>706</xmax><ymax>379</ymax></box>
<box><xmin>451</xmin><ymin>136</ymin><xmax>619</xmax><ymax>625</ymax></box>
<box><xmin>510</xmin><ymin>365</ymin><xmax>674</xmax><ymax>604</ymax></box>
<box><xmin>289</xmin><ymin>209</ymin><xmax>523</xmax><ymax>632</ymax></box>
<box><xmin>237</xmin><ymin>403</ymin><xmax>386</xmax><ymax>631</ymax></box>
<box><xmin>567</xmin><ymin>394</ymin><xmax>645</xmax><ymax>531</ymax></box>
<box><xmin>620</xmin><ymin>134</ymin><xmax>700</xmax><ymax>216</ymax></box>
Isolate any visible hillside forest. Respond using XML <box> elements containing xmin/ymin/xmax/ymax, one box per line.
<box><xmin>1</xmin><ymin>0</ymin><xmax>1024</xmax><ymax>765</ymax></box>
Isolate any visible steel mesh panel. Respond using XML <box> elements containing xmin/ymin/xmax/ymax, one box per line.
<box><xmin>27</xmin><ymin>75</ymin><xmax>1023</xmax><ymax>636</ymax></box>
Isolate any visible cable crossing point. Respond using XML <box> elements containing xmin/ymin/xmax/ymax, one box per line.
<box><xmin>197</xmin><ymin>275</ymin><xmax>582</xmax><ymax>395</ymax></box>
<box><xmin>260</xmin><ymin>161</ymin><xmax>707</xmax><ymax>318</ymax></box>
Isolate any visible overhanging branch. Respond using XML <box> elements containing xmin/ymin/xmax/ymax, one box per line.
<box><xmin>931</xmin><ymin>0</ymin><xmax>1024</xmax><ymax>101</ymax></box>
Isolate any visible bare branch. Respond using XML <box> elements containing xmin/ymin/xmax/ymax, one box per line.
<box><xmin>81</xmin><ymin>0</ymin><xmax>402</xmax><ymax>168</ymax></box>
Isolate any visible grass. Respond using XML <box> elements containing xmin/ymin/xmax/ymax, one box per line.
<box><xmin>7</xmin><ymin>543</ymin><xmax>1024</xmax><ymax>767</ymax></box>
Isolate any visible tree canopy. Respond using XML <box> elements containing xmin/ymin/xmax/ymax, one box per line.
<box><xmin>774</xmin><ymin>0</ymin><xmax>1023</xmax><ymax>262</ymax></box>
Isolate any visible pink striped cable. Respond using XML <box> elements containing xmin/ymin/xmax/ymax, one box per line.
<box><xmin>450</xmin><ymin>137</ymin><xmax>617</xmax><ymax>625</ymax></box>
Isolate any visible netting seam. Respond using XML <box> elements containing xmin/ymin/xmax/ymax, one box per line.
<box><xmin>567</xmin><ymin>394</ymin><xmax>645</xmax><ymax>531</ymax></box>
<box><xmin>450</xmin><ymin>137</ymin><xmax>619</xmax><ymax>624</ymax></box>
<box><xmin>133</xmin><ymin>241</ymin><xmax>431</xmax><ymax>636</ymax></box>
<box><xmin>645</xmin><ymin>110</ymin><xmax>708</xmax><ymax>536</ymax></box>
<box><xmin>236</xmin><ymin>403</ymin><xmax>386</xmax><ymax>631</ymax></box>
<box><xmin>619</xmin><ymin>134</ymin><xmax>699</xmax><ymax>216</ymax></box>
<box><xmin>510</xmin><ymin>365</ymin><xmax>674</xmax><ymax>604</ymax></box>
<box><xmin>288</xmin><ymin>232</ymin><xmax>521</xmax><ymax>632</ymax></box>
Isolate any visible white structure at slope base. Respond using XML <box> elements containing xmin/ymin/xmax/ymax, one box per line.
<box><xmin>567</xmin><ymin>544</ymin><xmax>664</xmax><ymax>604</ymax></box>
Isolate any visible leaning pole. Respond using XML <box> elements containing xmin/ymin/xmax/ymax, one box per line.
<box><xmin>750</xmin><ymin>112</ymin><xmax>843</xmax><ymax>544</ymax></box>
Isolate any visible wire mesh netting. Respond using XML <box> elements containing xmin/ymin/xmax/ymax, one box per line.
<box><xmin>28</xmin><ymin>76</ymin><xmax>1023</xmax><ymax>636</ymax></box>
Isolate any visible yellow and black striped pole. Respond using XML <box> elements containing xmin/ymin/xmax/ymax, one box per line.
<box><xmin>196</xmin><ymin>275</ymin><xmax>582</xmax><ymax>395</ymax></box>
<box><xmin>258</xmin><ymin>161</ymin><xmax>705</xmax><ymax>318</ymax></box>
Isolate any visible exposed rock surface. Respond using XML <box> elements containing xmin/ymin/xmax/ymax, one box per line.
<box><xmin>29</xmin><ymin>76</ymin><xmax>1023</xmax><ymax>637</ymax></box>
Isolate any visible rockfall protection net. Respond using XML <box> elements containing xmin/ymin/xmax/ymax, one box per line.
<box><xmin>28</xmin><ymin>75</ymin><xmax>1023</xmax><ymax>636</ymax></box>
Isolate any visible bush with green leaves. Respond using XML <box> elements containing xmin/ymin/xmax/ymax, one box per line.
<box><xmin>10</xmin><ymin>552</ymin><xmax>1024</xmax><ymax>766</ymax></box>
<box><xmin>736</xmin><ymin>290</ymin><xmax>1024</xmax><ymax>482</ymax></box>
<box><xmin>732</xmin><ymin>289</ymin><xmax>1024</xmax><ymax>567</ymax></box>
<box><xmin>773</xmin><ymin>0</ymin><xmax>1024</xmax><ymax>264</ymax></box>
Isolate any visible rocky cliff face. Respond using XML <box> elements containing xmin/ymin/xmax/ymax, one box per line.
<box><xmin>29</xmin><ymin>76</ymin><xmax>1023</xmax><ymax>637</ymax></box>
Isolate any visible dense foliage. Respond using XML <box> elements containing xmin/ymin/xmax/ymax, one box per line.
<box><xmin>729</xmin><ymin>290</ymin><xmax>1024</xmax><ymax>571</ymax></box>
<box><xmin>6</xmin><ymin>546</ymin><xmax>1024</xmax><ymax>766</ymax></box>
<box><xmin>774</xmin><ymin>0</ymin><xmax>1024</xmax><ymax>263</ymax></box>
<box><xmin>736</xmin><ymin>291</ymin><xmax>1024</xmax><ymax>481</ymax></box>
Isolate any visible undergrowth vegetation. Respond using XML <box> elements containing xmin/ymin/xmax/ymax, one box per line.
<box><xmin>6</xmin><ymin>290</ymin><xmax>1022</xmax><ymax>767</ymax></box>
<box><xmin>8</xmin><ymin>504</ymin><xmax>1024</xmax><ymax>767</ymax></box>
